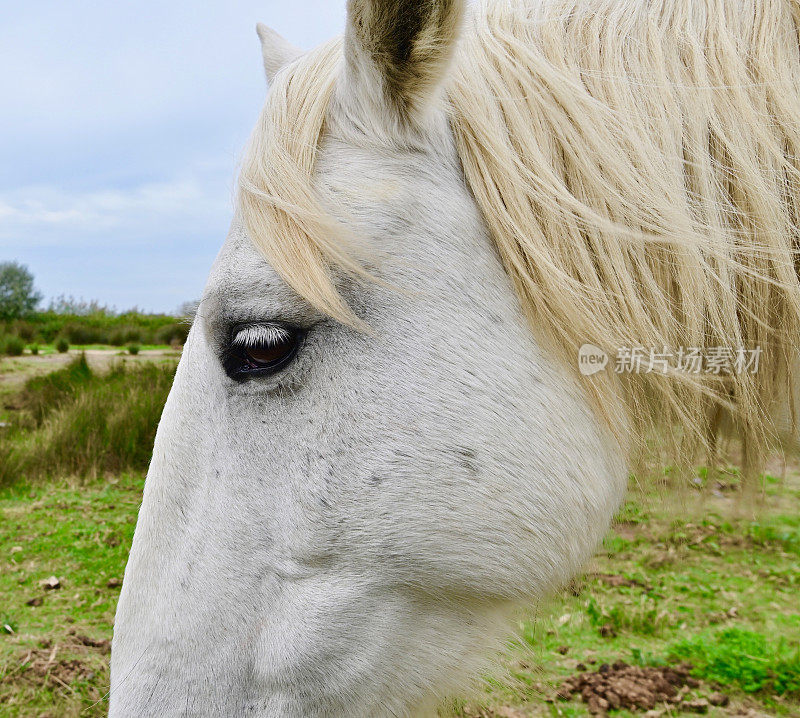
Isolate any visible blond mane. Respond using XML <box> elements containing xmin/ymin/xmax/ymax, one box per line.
<box><xmin>239</xmin><ymin>0</ymin><xmax>800</xmax><ymax>478</ymax></box>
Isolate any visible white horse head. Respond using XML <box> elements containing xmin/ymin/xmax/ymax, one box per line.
<box><xmin>111</xmin><ymin>0</ymin><xmax>800</xmax><ymax>714</ymax></box>
<box><xmin>110</xmin><ymin>1</ymin><xmax>626</xmax><ymax>714</ymax></box>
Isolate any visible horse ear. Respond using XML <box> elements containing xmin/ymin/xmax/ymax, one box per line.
<box><xmin>343</xmin><ymin>0</ymin><xmax>465</xmax><ymax>126</ymax></box>
<box><xmin>256</xmin><ymin>23</ymin><xmax>303</xmax><ymax>84</ymax></box>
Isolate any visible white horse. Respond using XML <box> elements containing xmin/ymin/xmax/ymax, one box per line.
<box><xmin>111</xmin><ymin>0</ymin><xmax>800</xmax><ymax>715</ymax></box>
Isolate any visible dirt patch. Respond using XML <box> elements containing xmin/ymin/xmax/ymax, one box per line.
<box><xmin>557</xmin><ymin>661</ymin><xmax>722</xmax><ymax>714</ymax></box>
<box><xmin>8</xmin><ymin>646</ymin><xmax>93</xmax><ymax>690</ymax></box>
<box><xmin>6</xmin><ymin>632</ymin><xmax>110</xmax><ymax>692</ymax></box>
<box><xmin>73</xmin><ymin>633</ymin><xmax>111</xmax><ymax>653</ymax></box>
<box><xmin>611</xmin><ymin>522</ymin><xmax>641</xmax><ymax>542</ymax></box>
<box><xmin>461</xmin><ymin>707</ymin><xmax>533</xmax><ymax>718</ymax></box>
<box><xmin>590</xmin><ymin>573</ymin><xmax>652</xmax><ymax>591</ymax></box>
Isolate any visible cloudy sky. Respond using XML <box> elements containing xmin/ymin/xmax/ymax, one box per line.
<box><xmin>0</xmin><ymin>0</ymin><xmax>347</xmax><ymax>313</ymax></box>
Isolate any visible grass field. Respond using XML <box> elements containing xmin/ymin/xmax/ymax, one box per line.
<box><xmin>0</xmin><ymin>477</ymin><xmax>140</xmax><ymax>717</ymax></box>
<box><xmin>453</xmin><ymin>471</ymin><xmax>800</xmax><ymax>718</ymax></box>
<box><xmin>0</xmin><ymin>355</ymin><xmax>177</xmax><ymax>486</ymax></box>
<box><xmin>0</xmin><ymin>352</ymin><xmax>179</xmax><ymax>426</ymax></box>
<box><xmin>0</xmin><ymin>358</ymin><xmax>798</xmax><ymax>717</ymax></box>
<box><xmin>13</xmin><ymin>345</ymin><xmax>174</xmax><ymax>357</ymax></box>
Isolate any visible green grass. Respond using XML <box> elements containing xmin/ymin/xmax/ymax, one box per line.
<box><xmin>0</xmin><ymin>476</ymin><xmax>143</xmax><ymax>716</ymax></box>
<box><xmin>0</xmin><ymin>355</ymin><xmax>177</xmax><ymax>486</ymax></box>
<box><xmin>19</xmin><ymin>353</ymin><xmax>94</xmax><ymax>426</ymax></box>
<box><xmin>669</xmin><ymin>627</ymin><xmax>800</xmax><ymax>695</ymax></box>
<box><xmin>0</xmin><ymin>476</ymin><xmax>796</xmax><ymax>718</ymax></box>
<box><xmin>446</xmin><ymin>490</ymin><xmax>800</xmax><ymax>717</ymax></box>
<box><xmin>1</xmin><ymin>309</ymin><xmax>189</xmax><ymax>347</ymax></box>
<box><xmin>0</xmin><ymin>357</ymin><xmax>798</xmax><ymax>717</ymax></box>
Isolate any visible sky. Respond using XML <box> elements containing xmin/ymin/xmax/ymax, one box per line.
<box><xmin>0</xmin><ymin>0</ymin><xmax>347</xmax><ymax>314</ymax></box>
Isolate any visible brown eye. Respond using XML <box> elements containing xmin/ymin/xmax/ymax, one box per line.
<box><xmin>224</xmin><ymin>323</ymin><xmax>303</xmax><ymax>380</ymax></box>
<box><xmin>243</xmin><ymin>341</ymin><xmax>292</xmax><ymax>366</ymax></box>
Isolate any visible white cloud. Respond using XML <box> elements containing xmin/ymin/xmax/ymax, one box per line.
<box><xmin>0</xmin><ymin>168</ymin><xmax>233</xmax><ymax>243</ymax></box>
<box><xmin>0</xmin><ymin>0</ymin><xmax>348</xmax><ymax>310</ymax></box>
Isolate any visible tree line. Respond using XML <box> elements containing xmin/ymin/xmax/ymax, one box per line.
<box><xmin>0</xmin><ymin>261</ymin><xmax>193</xmax><ymax>355</ymax></box>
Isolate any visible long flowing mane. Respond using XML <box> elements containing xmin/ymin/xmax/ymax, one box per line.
<box><xmin>239</xmin><ymin>0</ymin><xmax>800</xmax><ymax>477</ymax></box>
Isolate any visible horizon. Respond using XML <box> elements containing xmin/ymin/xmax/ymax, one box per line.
<box><xmin>0</xmin><ymin>0</ymin><xmax>347</xmax><ymax>313</ymax></box>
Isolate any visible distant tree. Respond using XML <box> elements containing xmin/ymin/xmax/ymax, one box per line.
<box><xmin>0</xmin><ymin>261</ymin><xmax>42</xmax><ymax>320</ymax></box>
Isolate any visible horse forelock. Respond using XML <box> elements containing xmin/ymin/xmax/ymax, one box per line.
<box><xmin>238</xmin><ymin>0</ymin><xmax>800</xmax><ymax>476</ymax></box>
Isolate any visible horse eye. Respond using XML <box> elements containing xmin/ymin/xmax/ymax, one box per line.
<box><xmin>243</xmin><ymin>342</ymin><xmax>291</xmax><ymax>366</ymax></box>
<box><xmin>224</xmin><ymin>324</ymin><xmax>302</xmax><ymax>380</ymax></box>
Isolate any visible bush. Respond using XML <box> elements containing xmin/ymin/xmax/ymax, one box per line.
<box><xmin>20</xmin><ymin>353</ymin><xmax>93</xmax><ymax>426</ymax></box>
<box><xmin>155</xmin><ymin>322</ymin><xmax>190</xmax><ymax>347</ymax></box>
<box><xmin>29</xmin><ymin>344</ymin><xmax>39</xmax><ymax>355</ymax></box>
<box><xmin>107</xmin><ymin>328</ymin><xmax>127</xmax><ymax>346</ymax></box>
<box><xmin>15</xmin><ymin>323</ymin><xmax>34</xmax><ymax>341</ymax></box>
<box><xmin>3</xmin><ymin>336</ymin><xmax>24</xmax><ymax>357</ymax></box>
<box><xmin>127</xmin><ymin>344</ymin><xmax>140</xmax><ymax>356</ymax></box>
<box><xmin>0</xmin><ymin>443</ymin><xmax>19</xmax><ymax>486</ymax></box>
<box><xmin>123</xmin><ymin>328</ymin><xmax>143</xmax><ymax>344</ymax></box>
<box><xmin>56</xmin><ymin>338</ymin><xmax>69</xmax><ymax>353</ymax></box>
<box><xmin>1</xmin><ymin>308</ymin><xmax>188</xmax><ymax>348</ymax></box>
<box><xmin>63</xmin><ymin>322</ymin><xmax>105</xmax><ymax>345</ymax></box>
<box><xmin>0</xmin><ymin>357</ymin><xmax>177</xmax><ymax>485</ymax></box>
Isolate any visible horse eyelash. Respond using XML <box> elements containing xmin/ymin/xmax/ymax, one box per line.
<box><xmin>231</xmin><ymin>324</ymin><xmax>291</xmax><ymax>347</ymax></box>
